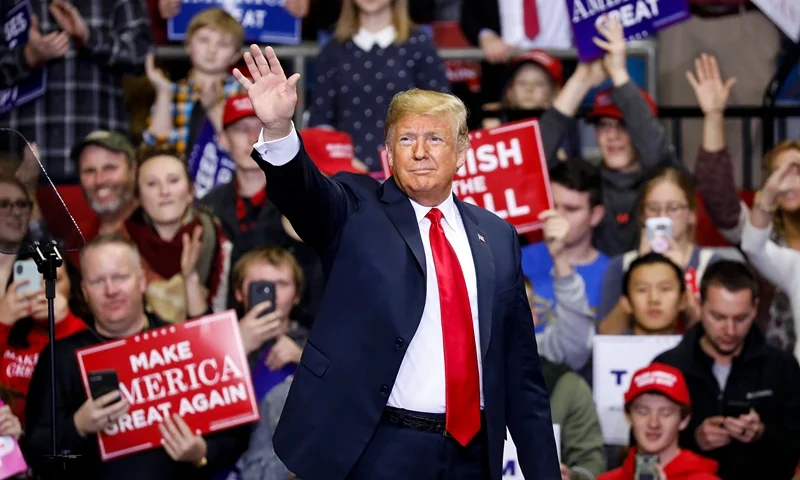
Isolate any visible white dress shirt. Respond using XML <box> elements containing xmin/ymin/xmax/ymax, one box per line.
<box><xmin>254</xmin><ymin>125</ymin><xmax>484</xmax><ymax>413</ymax></box>
<box><xmin>352</xmin><ymin>25</ymin><xmax>397</xmax><ymax>52</ymax></box>
<box><xmin>495</xmin><ymin>0</ymin><xmax>573</xmax><ymax>49</ymax></box>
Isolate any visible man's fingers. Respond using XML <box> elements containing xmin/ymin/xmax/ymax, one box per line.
<box><xmin>264</xmin><ymin>46</ymin><xmax>286</xmax><ymax>78</ymax></box>
<box><xmin>724</xmin><ymin>77</ymin><xmax>737</xmax><ymax>92</ymax></box>
<box><xmin>685</xmin><ymin>71</ymin><xmax>699</xmax><ymax>91</ymax></box>
<box><xmin>244</xmin><ymin>47</ymin><xmax>262</xmax><ymax>82</ymax></box>
<box><xmin>95</xmin><ymin>390</ymin><xmax>122</xmax><ymax>408</ymax></box>
<box><xmin>287</xmin><ymin>73</ymin><xmax>301</xmax><ymax>90</ymax></box>
<box><xmin>253</xmin><ymin>45</ymin><xmax>272</xmax><ymax>77</ymax></box>
<box><xmin>232</xmin><ymin>68</ymin><xmax>253</xmax><ymax>90</ymax></box>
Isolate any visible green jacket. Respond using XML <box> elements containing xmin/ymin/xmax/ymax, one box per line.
<box><xmin>542</xmin><ymin>359</ymin><xmax>606</xmax><ymax>480</ymax></box>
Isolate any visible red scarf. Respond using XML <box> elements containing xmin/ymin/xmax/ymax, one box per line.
<box><xmin>124</xmin><ymin>212</ymin><xmax>204</xmax><ymax>281</ymax></box>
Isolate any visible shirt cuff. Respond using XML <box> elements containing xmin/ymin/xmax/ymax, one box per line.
<box><xmin>253</xmin><ymin>124</ymin><xmax>300</xmax><ymax>166</ymax></box>
<box><xmin>741</xmin><ymin>218</ymin><xmax>773</xmax><ymax>251</ymax></box>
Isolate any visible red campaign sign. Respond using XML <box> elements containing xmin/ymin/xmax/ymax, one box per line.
<box><xmin>75</xmin><ymin>310</ymin><xmax>260</xmax><ymax>461</ymax></box>
<box><xmin>381</xmin><ymin>119</ymin><xmax>554</xmax><ymax>234</ymax></box>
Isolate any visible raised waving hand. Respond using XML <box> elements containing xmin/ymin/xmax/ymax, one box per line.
<box><xmin>233</xmin><ymin>45</ymin><xmax>300</xmax><ymax>141</ymax></box>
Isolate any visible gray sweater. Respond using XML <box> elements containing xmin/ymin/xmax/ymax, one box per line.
<box><xmin>537</xmin><ymin>271</ymin><xmax>596</xmax><ymax>371</ymax></box>
<box><xmin>539</xmin><ymin>81</ymin><xmax>680</xmax><ymax>256</ymax></box>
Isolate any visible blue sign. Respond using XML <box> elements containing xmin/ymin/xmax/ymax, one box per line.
<box><xmin>567</xmin><ymin>0</ymin><xmax>689</xmax><ymax>62</ymax></box>
<box><xmin>168</xmin><ymin>0</ymin><xmax>300</xmax><ymax>44</ymax></box>
<box><xmin>188</xmin><ymin>120</ymin><xmax>236</xmax><ymax>199</ymax></box>
<box><xmin>0</xmin><ymin>0</ymin><xmax>46</xmax><ymax>116</ymax></box>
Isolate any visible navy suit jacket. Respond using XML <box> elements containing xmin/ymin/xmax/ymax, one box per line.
<box><xmin>255</xmin><ymin>139</ymin><xmax>560</xmax><ymax>480</ymax></box>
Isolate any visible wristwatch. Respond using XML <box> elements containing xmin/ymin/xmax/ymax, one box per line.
<box><xmin>754</xmin><ymin>190</ymin><xmax>777</xmax><ymax>214</ymax></box>
<box><xmin>194</xmin><ymin>456</ymin><xmax>208</xmax><ymax>468</ymax></box>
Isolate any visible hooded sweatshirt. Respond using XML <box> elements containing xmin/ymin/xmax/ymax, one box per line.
<box><xmin>597</xmin><ymin>447</ymin><xmax>720</xmax><ymax>480</ymax></box>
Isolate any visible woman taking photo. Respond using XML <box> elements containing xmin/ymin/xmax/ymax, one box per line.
<box><xmin>125</xmin><ymin>145</ymin><xmax>231</xmax><ymax>323</ymax></box>
<box><xmin>598</xmin><ymin>167</ymin><xmax>720</xmax><ymax>334</ymax></box>
<box><xmin>308</xmin><ymin>0</ymin><xmax>449</xmax><ymax>172</ymax></box>
<box><xmin>0</xmin><ymin>175</ymin><xmax>86</xmax><ymax>427</ymax></box>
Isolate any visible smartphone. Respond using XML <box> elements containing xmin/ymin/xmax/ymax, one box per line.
<box><xmin>88</xmin><ymin>370</ymin><xmax>119</xmax><ymax>400</ymax></box>
<box><xmin>723</xmin><ymin>400</ymin><xmax>752</xmax><ymax>418</ymax></box>
<box><xmin>645</xmin><ymin>217</ymin><xmax>673</xmax><ymax>254</ymax></box>
<box><xmin>248</xmin><ymin>280</ymin><xmax>276</xmax><ymax>318</ymax></box>
<box><xmin>634</xmin><ymin>453</ymin><xmax>660</xmax><ymax>480</ymax></box>
<box><xmin>13</xmin><ymin>259</ymin><xmax>41</xmax><ymax>295</ymax></box>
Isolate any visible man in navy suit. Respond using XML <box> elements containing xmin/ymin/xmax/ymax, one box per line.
<box><xmin>233</xmin><ymin>45</ymin><xmax>560</xmax><ymax>480</ymax></box>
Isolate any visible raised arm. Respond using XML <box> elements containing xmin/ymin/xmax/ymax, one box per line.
<box><xmin>594</xmin><ymin>16</ymin><xmax>678</xmax><ymax>173</ymax></box>
<box><xmin>541</xmin><ymin>61</ymin><xmax>606</xmax><ymax>167</ymax></box>
<box><xmin>234</xmin><ymin>45</ymin><xmax>355</xmax><ymax>249</ymax></box>
<box><xmin>688</xmin><ymin>54</ymin><xmax>745</xmax><ymax>244</ymax></box>
<box><xmin>741</xmin><ymin>158</ymin><xmax>800</xmax><ymax>294</ymax></box>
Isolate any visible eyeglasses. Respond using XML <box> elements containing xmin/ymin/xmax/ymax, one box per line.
<box><xmin>0</xmin><ymin>199</ymin><xmax>33</xmax><ymax>214</ymax></box>
<box><xmin>644</xmin><ymin>202</ymin><xmax>688</xmax><ymax>217</ymax></box>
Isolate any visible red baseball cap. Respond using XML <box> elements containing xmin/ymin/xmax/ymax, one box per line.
<box><xmin>510</xmin><ymin>49</ymin><xmax>564</xmax><ymax>86</ymax></box>
<box><xmin>585</xmin><ymin>87</ymin><xmax>658</xmax><ymax>123</ymax></box>
<box><xmin>222</xmin><ymin>94</ymin><xmax>256</xmax><ymax>129</ymax></box>
<box><xmin>299</xmin><ymin>128</ymin><xmax>361</xmax><ymax>176</ymax></box>
<box><xmin>624</xmin><ymin>363</ymin><xmax>691</xmax><ymax>407</ymax></box>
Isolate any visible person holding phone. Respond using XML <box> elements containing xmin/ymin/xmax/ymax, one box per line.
<box><xmin>597</xmin><ymin>363</ymin><xmax>720</xmax><ymax>480</ymax></box>
<box><xmin>231</xmin><ymin>247</ymin><xmax>308</xmax><ymax>401</ymax></box>
<box><xmin>653</xmin><ymin>261</ymin><xmax>800</xmax><ymax>480</ymax></box>
<box><xmin>23</xmin><ymin>233</ymin><xmax>249</xmax><ymax>479</ymax></box>
<box><xmin>598</xmin><ymin>167</ymin><xmax>721</xmax><ymax>335</ymax></box>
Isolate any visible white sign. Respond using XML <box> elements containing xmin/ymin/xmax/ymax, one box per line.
<box><xmin>593</xmin><ymin>335</ymin><xmax>682</xmax><ymax>445</ymax></box>
<box><xmin>502</xmin><ymin>425</ymin><xmax>560</xmax><ymax>478</ymax></box>
<box><xmin>752</xmin><ymin>0</ymin><xmax>800</xmax><ymax>42</ymax></box>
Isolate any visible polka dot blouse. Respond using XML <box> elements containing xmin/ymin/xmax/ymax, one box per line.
<box><xmin>309</xmin><ymin>28</ymin><xmax>451</xmax><ymax>171</ymax></box>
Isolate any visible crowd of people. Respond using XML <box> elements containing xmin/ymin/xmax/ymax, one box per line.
<box><xmin>0</xmin><ymin>0</ymin><xmax>798</xmax><ymax>478</ymax></box>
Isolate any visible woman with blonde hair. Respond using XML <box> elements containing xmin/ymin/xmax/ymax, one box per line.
<box><xmin>308</xmin><ymin>0</ymin><xmax>449</xmax><ymax>173</ymax></box>
<box><xmin>598</xmin><ymin>167</ymin><xmax>721</xmax><ymax>334</ymax></box>
<box><xmin>741</xmin><ymin>140</ymin><xmax>800</xmax><ymax>361</ymax></box>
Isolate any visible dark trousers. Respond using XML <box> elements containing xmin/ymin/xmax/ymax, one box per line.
<box><xmin>346</xmin><ymin>421</ymin><xmax>490</xmax><ymax>479</ymax></box>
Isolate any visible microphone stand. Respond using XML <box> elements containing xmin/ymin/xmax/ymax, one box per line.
<box><xmin>29</xmin><ymin>241</ymin><xmax>79</xmax><ymax>479</ymax></box>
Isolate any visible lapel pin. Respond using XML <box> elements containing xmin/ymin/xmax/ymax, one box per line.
<box><xmin>478</xmin><ymin>233</ymin><xmax>485</xmax><ymax>243</ymax></box>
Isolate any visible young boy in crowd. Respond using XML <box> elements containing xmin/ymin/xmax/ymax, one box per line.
<box><xmin>598</xmin><ymin>363</ymin><xmax>720</xmax><ymax>480</ymax></box>
<box><xmin>143</xmin><ymin>8</ymin><xmax>244</xmax><ymax>154</ymax></box>
<box><xmin>621</xmin><ymin>253</ymin><xmax>688</xmax><ymax>336</ymax></box>
<box><xmin>522</xmin><ymin>159</ymin><xmax>608</xmax><ymax>336</ymax></box>
<box><xmin>482</xmin><ymin>50</ymin><xmax>563</xmax><ymax>129</ymax></box>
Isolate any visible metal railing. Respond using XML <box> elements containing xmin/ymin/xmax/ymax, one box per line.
<box><xmin>155</xmin><ymin>40</ymin><xmax>658</xmax><ymax>125</ymax></box>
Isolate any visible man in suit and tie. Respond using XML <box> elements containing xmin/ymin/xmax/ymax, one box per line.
<box><xmin>233</xmin><ymin>44</ymin><xmax>560</xmax><ymax>480</ymax></box>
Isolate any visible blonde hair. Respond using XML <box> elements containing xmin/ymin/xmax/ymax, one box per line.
<box><xmin>638</xmin><ymin>167</ymin><xmax>698</xmax><ymax>238</ymax></box>
<box><xmin>762</xmin><ymin>139</ymin><xmax>800</xmax><ymax>240</ymax></box>
<box><xmin>385</xmin><ymin>89</ymin><xmax>470</xmax><ymax>153</ymax></box>
<box><xmin>232</xmin><ymin>247</ymin><xmax>306</xmax><ymax>300</ymax></box>
<box><xmin>186</xmin><ymin>8</ymin><xmax>244</xmax><ymax>47</ymax></box>
<box><xmin>80</xmin><ymin>233</ymin><xmax>141</xmax><ymax>273</ymax></box>
<box><xmin>334</xmin><ymin>0</ymin><xmax>411</xmax><ymax>44</ymax></box>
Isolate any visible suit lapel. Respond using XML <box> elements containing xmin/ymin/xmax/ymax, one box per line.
<box><xmin>380</xmin><ymin>178</ymin><xmax>426</xmax><ymax>276</ymax></box>
<box><xmin>456</xmin><ymin>198</ymin><xmax>495</xmax><ymax>359</ymax></box>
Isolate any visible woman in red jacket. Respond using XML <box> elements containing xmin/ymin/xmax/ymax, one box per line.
<box><xmin>598</xmin><ymin>363</ymin><xmax>720</xmax><ymax>480</ymax></box>
<box><xmin>0</xmin><ymin>176</ymin><xmax>87</xmax><ymax>425</ymax></box>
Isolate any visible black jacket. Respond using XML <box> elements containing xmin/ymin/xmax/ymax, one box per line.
<box><xmin>23</xmin><ymin>313</ymin><xmax>250</xmax><ymax>480</ymax></box>
<box><xmin>654</xmin><ymin>323</ymin><xmax>800</xmax><ymax>480</ymax></box>
<box><xmin>200</xmin><ymin>182</ymin><xmax>324</xmax><ymax>329</ymax></box>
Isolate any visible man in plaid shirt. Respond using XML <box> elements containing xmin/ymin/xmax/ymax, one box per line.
<box><xmin>0</xmin><ymin>0</ymin><xmax>151</xmax><ymax>185</ymax></box>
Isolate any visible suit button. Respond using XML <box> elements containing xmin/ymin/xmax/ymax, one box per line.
<box><xmin>394</xmin><ymin>337</ymin><xmax>404</xmax><ymax>348</ymax></box>
<box><xmin>380</xmin><ymin>385</ymin><xmax>389</xmax><ymax>395</ymax></box>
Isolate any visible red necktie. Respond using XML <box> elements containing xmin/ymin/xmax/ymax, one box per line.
<box><xmin>426</xmin><ymin>208</ymin><xmax>481</xmax><ymax>447</ymax></box>
<box><xmin>523</xmin><ymin>0</ymin><xmax>540</xmax><ymax>39</ymax></box>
